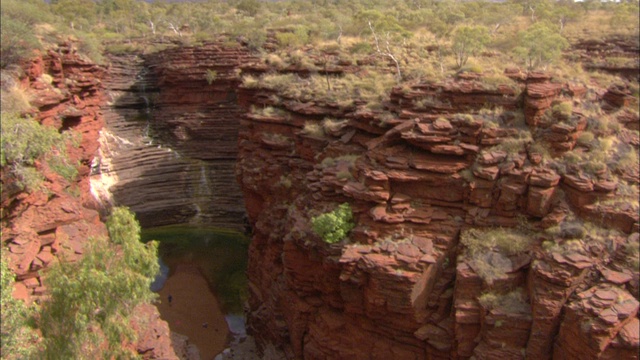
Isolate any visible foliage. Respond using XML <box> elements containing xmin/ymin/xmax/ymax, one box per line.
<box><xmin>460</xmin><ymin>226</ymin><xmax>533</xmax><ymax>284</ymax></box>
<box><xmin>513</xmin><ymin>22</ymin><xmax>569</xmax><ymax>70</ymax></box>
<box><xmin>1</xmin><ymin>255</ymin><xmax>38</xmax><ymax>359</ymax></box>
<box><xmin>552</xmin><ymin>101</ymin><xmax>573</xmax><ymax>118</ymax></box>
<box><xmin>302</xmin><ymin>122</ymin><xmax>325</xmax><ymax>138</ymax></box>
<box><xmin>451</xmin><ymin>26</ymin><xmax>490</xmax><ymax>69</ymax></box>
<box><xmin>0</xmin><ymin>113</ymin><xmax>79</xmax><ymax>191</ymax></box>
<box><xmin>461</xmin><ymin>227</ymin><xmax>533</xmax><ymax>257</ymax></box>
<box><xmin>235</xmin><ymin>0</ymin><xmax>261</xmax><ymax>17</ymax></box>
<box><xmin>204</xmin><ymin>69</ymin><xmax>218</xmax><ymax>85</ymax></box>
<box><xmin>39</xmin><ymin>207</ymin><xmax>158</xmax><ymax>359</ymax></box>
<box><xmin>311</xmin><ymin>203</ymin><xmax>355</xmax><ymax>244</ymax></box>
<box><xmin>275</xmin><ymin>27</ymin><xmax>309</xmax><ymax>48</ymax></box>
<box><xmin>0</xmin><ymin>0</ymin><xmax>45</xmax><ymax>68</ymax></box>
<box><xmin>0</xmin><ymin>84</ymin><xmax>32</xmax><ymax>115</ymax></box>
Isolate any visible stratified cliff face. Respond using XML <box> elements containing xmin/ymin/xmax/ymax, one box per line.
<box><xmin>235</xmin><ymin>53</ymin><xmax>639</xmax><ymax>358</ymax></box>
<box><xmin>92</xmin><ymin>44</ymin><xmax>254</xmax><ymax>230</ymax></box>
<box><xmin>5</xmin><ymin>39</ymin><xmax>636</xmax><ymax>360</ymax></box>
<box><xmin>0</xmin><ymin>43</ymin><xmax>179</xmax><ymax>359</ymax></box>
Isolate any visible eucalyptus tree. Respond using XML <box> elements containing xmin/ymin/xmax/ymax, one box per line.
<box><xmin>513</xmin><ymin>22</ymin><xmax>569</xmax><ymax>70</ymax></box>
<box><xmin>451</xmin><ymin>25</ymin><xmax>490</xmax><ymax>69</ymax></box>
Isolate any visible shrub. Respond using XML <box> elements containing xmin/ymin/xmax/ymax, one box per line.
<box><xmin>204</xmin><ymin>69</ymin><xmax>217</xmax><ymax>85</ymax></box>
<box><xmin>461</xmin><ymin>227</ymin><xmax>532</xmax><ymax>257</ymax></box>
<box><xmin>552</xmin><ymin>102</ymin><xmax>573</xmax><ymax>118</ymax></box>
<box><xmin>242</xmin><ymin>75</ymin><xmax>259</xmax><ymax>88</ymax></box>
<box><xmin>301</xmin><ymin>122</ymin><xmax>325</xmax><ymax>138</ymax></box>
<box><xmin>576</xmin><ymin>131</ymin><xmax>595</xmax><ymax>146</ymax></box>
<box><xmin>322</xmin><ymin>118</ymin><xmax>348</xmax><ymax>135</ymax></box>
<box><xmin>275</xmin><ymin>27</ymin><xmax>309</xmax><ymax>48</ymax></box>
<box><xmin>336</xmin><ymin>170</ymin><xmax>354</xmax><ymax>180</ymax></box>
<box><xmin>263</xmin><ymin>53</ymin><xmax>287</xmax><ymax>70</ymax></box>
<box><xmin>0</xmin><ymin>2</ymin><xmax>44</xmax><ymax>68</ymax></box>
<box><xmin>458</xmin><ymin>64</ymin><xmax>483</xmax><ymax>74</ymax></box>
<box><xmin>40</xmin><ymin>207</ymin><xmax>158</xmax><ymax>359</ymax></box>
<box><xmin>0</xmin><ymin>84</ymin><xmax>32</xmax><ymax>114</ymax></box>
<box><xmin>311</xmin><ymin>203</ymin><xmax>355</xmax><ymax>244</ymax></box>
<box><xmin>1</xmin><ymin>255</ymin><xmax>38</xmax><ymax>359</ymax></box>
<box><xmin>349</xmin><ymin>41</ymin><xmax>373</xmax><ymax>54</ymax></box>
<box><xmin>1</xmin><ymin>113</ymin><xmax>78</xmax><ymax>191</ymax></box>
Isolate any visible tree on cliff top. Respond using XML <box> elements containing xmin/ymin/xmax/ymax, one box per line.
<box><xmin>452</xmin><ymin>25</ymin><xmax>490</xmax><ymax>69</ymax></box>
<box><xmin>38</xmin><ymin>207</ymin><xmax>159</xmax><ymax>359</ymax></box>
<box><xmin>513</xmin><ymin>22</ymin><xmax>569</xmax><ymax>70</ymax></box>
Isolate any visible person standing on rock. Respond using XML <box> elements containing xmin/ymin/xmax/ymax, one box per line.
<box><xmin>168</xmin><ymin>294</ymin><xmax>173</xmax><ymax>306</ymax></box>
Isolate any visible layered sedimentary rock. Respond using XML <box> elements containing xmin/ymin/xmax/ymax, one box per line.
<box><xmin>0</xmin><ymin>43</ymin><xmax>178</xmax><ymax>358</ymax></box>
<box><xmin>92</xmin><ymin>44</ymin><xmax>253</xmax><ymax>230</ymax></box>
<box><xmin>234</xmin><ymin>54</ymin><xmax>639</xmax><ymax>359</ymax></box>
<box><xmin>6</xmin><ymin>38</ymin><xmax>637</xmax><ymax>360</ymax></box>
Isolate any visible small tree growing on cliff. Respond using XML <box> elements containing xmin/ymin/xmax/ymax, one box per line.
<box><xmin>312</xmin><ymin>203</ymin><xmax>355</xmax><ymax>244</ymax></box>
<box><xmin>513</xmin><ymin>22</ymin><xmax>569</xmax><ymax>71</ymax></box>
<box><xmin>38</xmin><ymin>207</ymin><xmax>159</xmax><ymax>359</ymax></box>
<box><xmin>0</xmin><ymin>113</ymin><xmax>79</xmax><ymax>192</ymax></box>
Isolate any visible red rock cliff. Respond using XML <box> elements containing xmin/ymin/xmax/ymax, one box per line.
<box><xmin>0</xmin><ymin>43</ymin><xmax>179</xmax><ymax>359</ymax></box>
<box><xmin>234</xmin><ymin>55</ymin><xmax>639</xmax><ymax>359</ymax></box>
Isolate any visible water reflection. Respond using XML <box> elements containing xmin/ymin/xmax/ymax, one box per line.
<box><xmin>142</xmin><ymin>225</ymin><xmax>249</xmax><ymax>358</ymax></box>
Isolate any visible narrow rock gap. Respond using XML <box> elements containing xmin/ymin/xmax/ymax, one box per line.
<box><xmin>91</xmin><ymin>47</ymin><xmax>254</xmax><ymax>358</ymax></box>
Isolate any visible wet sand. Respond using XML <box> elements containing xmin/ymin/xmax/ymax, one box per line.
<box><xmin>156</xmin><ymin>264</ymin><xmax>230</xmax><ymax>360</ymax></box>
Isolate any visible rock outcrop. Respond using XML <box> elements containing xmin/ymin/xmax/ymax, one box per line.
<box><xmin>92</xmin><ymin>43</ymin><xmax>254</xmax><ymax>230</ymax></box>
<box><xmin>234</xmin><ymin>54</ymin><xmax>639</xmax><ymax>359</ymax></box>
<box><xmin>5</xmin><ymin>39</ymin><xmax>637</xmax><ymax>360</ymax></box>
<box><xmin>0</xmin><ymin>43</ymin><xmax>178</xmax><ymax>358</ymax></box>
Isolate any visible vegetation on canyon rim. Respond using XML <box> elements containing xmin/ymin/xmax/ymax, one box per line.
<box><xmin>1</xmin><ymin>207</ymin><xmax>158</xmax><ymax>359</ymax></box>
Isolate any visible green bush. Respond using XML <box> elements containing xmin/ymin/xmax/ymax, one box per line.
<box><xmin>552</xmin><ymin>102</ymin><xmax>573</xmax><ymax>118</ymax></box>
<box><xmin>40</xmin><ymin>207</ymin><xmax>158</xmax><ymax>359</ymax></box>
<box><xmin>1</xmin><ymin>113</ymin><xmax>79</xmax><ymax>190</ymax></box>
<box><xmin>205</xmin><ymin>69</ymin><xmax>218</xmax><ymax>85</ymax></box>
<box><xmin>311</xmin><ymin>203</ymin><xmax>355</xmax><ymax>244</ymax></box>
<box><xmin>0</xmin><ymin>17</ymin><xmax>41</xmax><ymax>68</ymax></box>
<box><xmin>1</xmin><ymin>255</ymin><xmax>38</xmax><ymax>359</ymax></box>
<box><xmin>275</xmin><ymin>27</ymin><xmax>309</xmax><ymax>48</ymax></box>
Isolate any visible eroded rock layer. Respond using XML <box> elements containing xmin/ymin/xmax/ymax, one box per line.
<box><xmin>0</xmin><ymin>43</ymin><xmax>179</xmax><ymax>359</ymax></box>
<box><xmin>234</xmin><ymin>55</ymin><xmax>639</xmax><ymax>359</ymax></box>
<box><xmin>93</xmin><ymin>44</ymin><xmax>254</xmax><ymax>230</ymax></box>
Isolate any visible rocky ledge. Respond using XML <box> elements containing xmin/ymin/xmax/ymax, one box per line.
<box><xmin>235</xmin><ymin>51</ymin><xmax>639</xmax><ymax>359</ymax></box>
<box><xmin>0</xmin><ymin>43</ymin><xmax>179</xmax><ymax>358</ymax></box>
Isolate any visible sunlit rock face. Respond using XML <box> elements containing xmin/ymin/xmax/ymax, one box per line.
<box><xmin>1</xmin><ymin>43</ymin><xmax>179</xmax><ymax>359</ymax></box>
<box><xmin>234</xmin><ymin>52</ymin><xmax>638</xmax><ymax>359</ymax></box>
<box><xmin>94</xmin><ymin>44</ymin><xmax>254</xmax><ymax>231</ymax></box>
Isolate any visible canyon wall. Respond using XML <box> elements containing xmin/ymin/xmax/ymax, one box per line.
<box><xmin>3</xmin><ymin>38</ymin><xmax>638</xmax><ymax>360</ymax></box>
<box><xmin>233</xmin><ymin>47</ymin><xmax>639</xmax><ymax>358</ymax></box>
<box><xmin>92</xmin><ymin>44</ymin><xmax>253</xmax><ymax>231</ymax></box>
<box><xmin>0</xmin><ymin>43</ymin><xmax>180</xmax><ymax>358</ymax></box>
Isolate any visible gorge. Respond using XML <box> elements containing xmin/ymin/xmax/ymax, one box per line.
<box><xmin>2</xmin><ymin>33</ymin><xmax>639</xmax><ymax>360</ymax></box>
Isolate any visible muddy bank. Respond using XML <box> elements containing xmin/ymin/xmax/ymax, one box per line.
<box><xmin>157</xmin><ymin>264</ymin><xmax>229</xmax><ymax>359</ymax></box>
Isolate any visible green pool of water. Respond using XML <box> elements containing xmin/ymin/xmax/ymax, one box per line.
<box><xmin>141</xmin><ymin>225</ymin><xmax>249</xmax><ymax>314</ymax></box>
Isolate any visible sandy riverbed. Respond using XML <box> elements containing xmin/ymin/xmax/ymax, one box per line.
<box><xmin>156</xmin><ymin>263</ymin><xmax>230</xmax><ymax>360</ymax></box>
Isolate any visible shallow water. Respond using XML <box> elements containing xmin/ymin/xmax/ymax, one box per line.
<box><xmin>141</xmin><ymin>225</ymin><xmax>249</xmax><ymax>358</ymax></box>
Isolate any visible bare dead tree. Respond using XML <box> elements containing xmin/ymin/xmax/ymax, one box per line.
<box><xmin>368</xmin><ymin>21</ymin><xmax>402</xmax><ymax>81</ymax></box>
<box><xmin>166</xmin><ymin>21</ymin><xmax>182</xmax><ymax>38</ymax></box>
